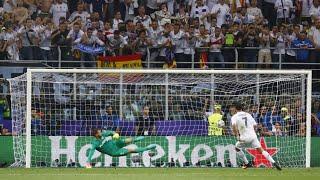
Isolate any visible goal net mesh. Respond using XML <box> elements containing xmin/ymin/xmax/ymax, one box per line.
<box><xmin>8</xmin><ymin>71</ymin><xmax>307</xmax><ymax>168</ymax></box>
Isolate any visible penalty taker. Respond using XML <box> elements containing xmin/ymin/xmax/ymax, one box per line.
<box><xmin>231</xmin><ymin>103</ymin><xmax>282</xmax><ymax>170</ymax></box>
<box><xmin>86</xmin><ymin>129</ymin><xmax>156</xmax><ymax>168</ymax></box>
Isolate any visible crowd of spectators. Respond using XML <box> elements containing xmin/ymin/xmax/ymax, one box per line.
<box><xmin>0</xmin><ymin>0</ymin><xmax>319</xmax><ymax>68</ymax></box>
<box><xmin>19</xmin><ymin>82</ymin><xmax>320</xmax><ymax>137</ymax></box>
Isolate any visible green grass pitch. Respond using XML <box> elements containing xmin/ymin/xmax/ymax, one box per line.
<box><xmin>1</xmin><ymin>168</ymin><xmax>320</xmax><ymax>180</ymax></box>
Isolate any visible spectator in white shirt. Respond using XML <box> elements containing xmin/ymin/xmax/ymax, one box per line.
<box><xmin>182</xmin><ymin>24</ymin><xmax>196</xmax><ymax>69</ymax></box>
<box><xmin>112</xmin><ymin>11</ymin><xmax>124</xmax><ymax>31</ymax></box>
<box><xmin>146</xmin><ymin>0</ymin><xmax>158</xmax><ymax>15</ymax></box>
<box><xmin>208</xmin><ymin>27</ymin><xmax>225</xmax><ymax>68</ymax></box>
<box><xmin>3</xmin><ymin>22</ymin><xmax>19</xmax><ymax>60</ymax></box>
<box><xmin>38</xmin><ymin>19</ymin><xmax>54</xmax><ymax>61</ymax></box>
<box><xmin>106</xmin><ymin>30</ymin><xmax>128</xmax><ymax>55</ymax></box>
<box><xmin>104</xmin><ymin>21</ymin><xmax>114</xmax><ymax>36</ymax></box>
<box><xmin>207</xmin><ymin>0</ymin><xmax>219</xmax><ymax>10</ymax></box>
<box><xmin>68</xmin><ymin>3</ymin><xmax>90</xmax><ymax>25</ymax></box>
<box><xmin>67</xmin><ymin>22</ymin><xmax>84</xmax><ymax>45</ymax></box>
<box><xmin>246</xmin><ymin>0</ymin><xmax>264</xmax><ymax>19</ymax></box>
<box><xmin>132</xmin><ymin>30</ymin><xmax>153</xmax><ymax>67</ymax></box>
<box><xmin>157</xmin><ymin>23</ymin><xmax>174</xmax><ymax>68</ymax></box>
<box><xmin>176</xmin><ymin>4</ymin><xmax>190</xmax><ymax>25</ymax></box>
<box><xmin>134</xmin><ymin>6</ymin><xmax>152</xmax><ymax>29</ymax></box>
<box><xmin>154</xmin><ymin>2</ymin><xmax>171</xmax><ymax>22</ymax></box>
<box><xmin>120</xmin><ymin>0</ymin><xmax>135</xmax><ymax>21</ymax></box>
<box><xmin>296</xmin><ymin>0</ymin><xmax>314</xmax><ymax>22</ymax></box>
<box><xmin>195</xmin><ymin>24</ymin><xmax>210</xmax><ymax>48</ymax></box>
<box><xmin>189</xmin><ymin>0</ymin><xmax>206</xmax><ymax>11</ymax></box>
<box><xmin>33</xmin><ymin>17</ymin><xmax>44</xmax><ymax>36</ymax></box>
<box><xmin>258</xmin><ymin>27</ymin><xmax>272</xmax><ymax>68</ymax></box>
<box><xmin>80</xmin><ymin>28</ymin><xmax>104</xmax><ymax>46</ymax></box>
<box><xmin>147</xmin><ymin>20</ymin><xmax>161</xmax><ymax>67</ymax></box>
<box><xmin>310</xmin><ymin>19</ymin><xmax>320</xmax><ymax>61</ymax></box>
<box><xmin>3</xmin><ymin>0</ymin><xmax>17</xmax><ymax>13</ymax></box>
<box><xmin>190</xmin><ymin>0</ymin><xmax>211</xmax><ymax>29</ymax></box>
<box><xmin>170</xmin><ymin>22</ymin><xmax>185</xmax><ymax>68</ymax></box>
<box><xmin>17</xmin><ymin>18</ymin><xmax>37</xmax><ymax>60</ymax></box>
<box><xmin>310</xmin><ymin>0</ymin><xmax>320</xmax><ymax>21</ymax></box>
<box><xmin>80</xmin><ymin>27</ymin><xmax>104</xmax><ymax>67</ymax></box>
<box><xmin>50</xmin><ymin>0</ymin><xmax>69</xmax><ymax>27</ymax></box>
<box><xmin>274</xmin><ymin>0</ymin><xmax>294</xmax><ymax>24</ymax></box>
<box><xmin>211</xmin><ymin>0</ymin><xmax>230</xmax><ymax>27</ymax></box>
<box><xmin>148</xmin><ymin>20</ymin><xmax>162</xmax><ymax>47</ymax></box>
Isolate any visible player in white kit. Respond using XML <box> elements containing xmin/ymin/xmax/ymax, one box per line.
<box><xmin>231</xmin><ymin>103</ymin><xmax>282</xmax><ymax>170</ymax></box>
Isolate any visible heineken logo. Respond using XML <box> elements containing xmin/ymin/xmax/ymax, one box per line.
<box><xmin>49</xmin><ymin>136</ymin><xmax>239</xmax><ymax>167</ymax></box>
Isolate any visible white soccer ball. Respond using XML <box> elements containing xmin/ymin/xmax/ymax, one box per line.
<box><xmin>217</xmin><ymin>120</ymin><xmax>225</xmax><ymax>128</ymax></box>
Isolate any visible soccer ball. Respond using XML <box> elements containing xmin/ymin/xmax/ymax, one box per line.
<box><xmin>218</xmin><ymin>120</ymin><xmax>225</xmax><ymax>128</ymax></box>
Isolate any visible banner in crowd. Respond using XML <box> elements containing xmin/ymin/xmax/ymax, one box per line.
<box><xmin>98</xmin><ymin>54</ymin><xmax>142</xmax><ymax>69</ymax></box>
<box><xmin>0</xmin><ymin>136</ymin><xmax>310</xmax><ymax>167</ymax></box>
<box><xmin>74</xmin><ymin>44</ymin><xmax>105</xmax><ymax>55</ymax></box>
<box><xmin>199</xmin><ymin>52</ymin><xmax>208</xmax><ymax>69</ymax></box>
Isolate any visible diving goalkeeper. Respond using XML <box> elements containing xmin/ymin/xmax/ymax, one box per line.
<box><xmin>86</xmin><ymin>129</ymin><xmax>156</xmax><ymax>168</ymax></box>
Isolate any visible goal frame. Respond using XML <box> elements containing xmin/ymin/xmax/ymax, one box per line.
<box><xmin>25</xmin><ymin>69</ymin><xmax>312</xmax><ymax>168</ymax></box>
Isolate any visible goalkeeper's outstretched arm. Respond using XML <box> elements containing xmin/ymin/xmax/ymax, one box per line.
<box><xmin>86</xmin><ymin>141</ymin><xmax>99</xmax><ymax>168</ymax></box>
<box><xmin>86</xmin><ymin>129</ymin><xmax>117</xmax><ymax>167</ymax></box>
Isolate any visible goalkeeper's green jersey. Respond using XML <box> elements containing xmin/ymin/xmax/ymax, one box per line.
<box><xmin>87</xmin><ymin>130</ymin><xmax>117</xmax><ymax>163</ymax></box>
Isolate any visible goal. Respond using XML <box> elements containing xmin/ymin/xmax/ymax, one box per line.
<box><xmin>8</xmin><ymin>69</ymin><xmax>312</xmax><ymax>168</ymax></box>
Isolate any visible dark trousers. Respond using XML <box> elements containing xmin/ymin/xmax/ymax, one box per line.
<box><xmin>40</xmin><ymin>49</ymin><xmax>52</xmax><ymax>61</ymax></box>
<box><xmin>183</xmin><ymin>54</ymin><xmax>192</xmax><ymax>69</ymax></box>
<box><xmin>81</xmin><ymin>53</ymin><xmax>96</xmax><ymax>68</ymax></box>
<box><xmin>284</xmin><ymin>54</ymin><xmax>296</xmax><ymax>69</ymax></box>
<box><xmin>208</xmin><ymin>52</ymin><xmax>225</xmax><ymax>69</ymax></box>
<box><xmin>222</xmin><ymin>49</ymin><xmax>235</xmax><ymax>68</ymax></box>
<box><xmin>243</xmin><ymin>49</ymin><xmax>258</xmax><ymax>69</ymax></box>
<box><xmin>272</xmin><ymin>53</ymin><xmax>285</xmax><ymax>69</ymax></box>
<box><xmin>20</xmin><ymin>46</ymin><xmax>34</xmax><ymax>60</ymax></box>
<box><xmin>262</xmin><ymin>1</ymin><xmax>276</xmax><ymax>27</ymax></box>
<box><xmin>175</xmin><ymin>53</ymin><xmax>185</xmax><ymax>68</ymax></box>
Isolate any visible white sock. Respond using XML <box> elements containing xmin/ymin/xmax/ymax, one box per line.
<box><xmin>262</xmin><ymin>151</ymin><xmax>275</xmax><ymax>163</ymax></box>
<box><xmin>237</xmin><ymin>150</ymin><xmax>249</xmax><ymax>164</ymax></box>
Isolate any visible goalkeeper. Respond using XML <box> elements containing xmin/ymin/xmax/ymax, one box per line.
<box><xmin>86</xmin><ymin>129</ymin><xmax>156</xmax><ymax>168</ymax></box>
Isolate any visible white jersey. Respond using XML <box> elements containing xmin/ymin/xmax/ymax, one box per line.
<box><xmin>231</xmin><ymin>111</ymin><xmax>257</xmax><ymax>141</ymax></box>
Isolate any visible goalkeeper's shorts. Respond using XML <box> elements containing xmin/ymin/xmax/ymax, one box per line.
<box><xmin>106</xmin><ymin>139</ymin><xmax>129</xmax><ymax>157</ymax></box>
<box><xmin>109</xmin><ymin>148</ymin><xmax>129</xmax><ymax>157</ymax></box>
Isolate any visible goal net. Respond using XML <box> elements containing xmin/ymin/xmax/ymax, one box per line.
<box><xmin>8</xmin><ymin>69</ymin><xmax>311</xmax><ymax>168</ymax></box>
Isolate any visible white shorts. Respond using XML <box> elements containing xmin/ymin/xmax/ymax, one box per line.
<box><xmin>235</xmin><ymin>138</ymin><xmax>261</xmax><ymax>149</ymax></box>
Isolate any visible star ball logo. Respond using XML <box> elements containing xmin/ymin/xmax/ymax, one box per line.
<box><xmin>246</xmin><ymin>137</ymin><xmax>279</xmax><ymax>168</ymax></box>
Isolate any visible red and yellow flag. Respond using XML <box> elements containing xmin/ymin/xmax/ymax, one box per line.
<box><xmin>98</xmin><ymin>54</ymin><xmax>143</xmax><ymax>69</ymax></box>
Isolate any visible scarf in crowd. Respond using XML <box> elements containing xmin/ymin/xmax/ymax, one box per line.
<box><xmin>74</xmin><ymin>43</ymin><xmax>105</xmax><ymax>54</ymax></box>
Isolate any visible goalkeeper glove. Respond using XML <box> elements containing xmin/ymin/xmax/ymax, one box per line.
<box><xmin>113</xmin><ymin>133</ymin><xmax>120</xmax><ymax>139</ymax></box>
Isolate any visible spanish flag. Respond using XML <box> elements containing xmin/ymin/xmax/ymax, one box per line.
<box><xmin>200</xmin><ymin>52</ymin><xmax>208</xmax><ymax>69</ymax></box>
<box><xmin>98</xmin><ymin>54</ymin><xmax>143</xmax><ymax>69</ymax></box>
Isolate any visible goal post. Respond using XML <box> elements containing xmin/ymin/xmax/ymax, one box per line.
<box><xmin>9</xmin><ymin>69</ymin><xmax>312</xmax><ymax>168</ymax></box>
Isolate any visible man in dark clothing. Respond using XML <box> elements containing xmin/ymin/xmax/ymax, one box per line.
<box><xmin>101</xmin><ymin>105</ymin><xmax>120</xmax><ymax>133</ymax></box>
<box><xmin>51</xmin><ymin>22</ymin><xmax>72</xmax><ymax>66</ymax></box>
<box><xmin>135</xmin><ymin>105</ymin><xmax>156</xmax><ymax>136</ymax></box>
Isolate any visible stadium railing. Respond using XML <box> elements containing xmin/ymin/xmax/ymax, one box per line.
<box><xmin>0</xmin><ymin>46</ymin><xmax>319</xmax><ymax>70</ymax></box>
